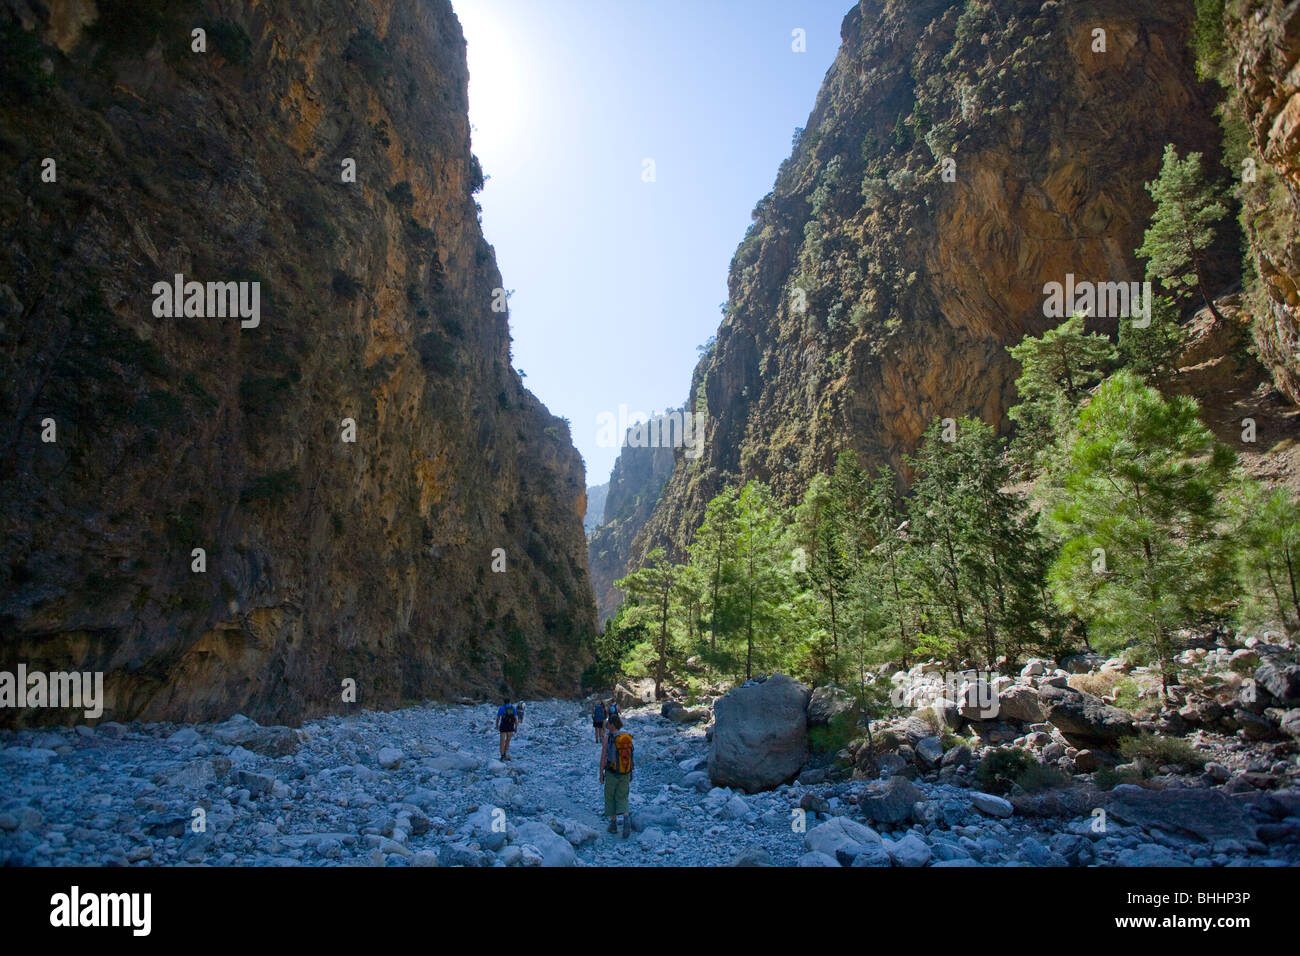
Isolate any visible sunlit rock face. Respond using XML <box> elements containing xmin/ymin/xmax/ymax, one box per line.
<box><xmin>0</xmin><ymin>0</ymin><xmax>595</xmax><ymax>725</ymax></box>
<box><xmin>634</xmin><ymin>0</ymin><xmax>1234</xmax><ymax>562</ymax></box>
<box><xmin>1230</xmin><ymin>0</ymin><xmax>1300</xmax><ymax>403</ymax></box>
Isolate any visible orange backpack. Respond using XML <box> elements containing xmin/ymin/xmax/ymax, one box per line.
<box><xmin>606</xmin><ymin>731</ymin><xmax>634</xmax><ymax>774</ymax></box>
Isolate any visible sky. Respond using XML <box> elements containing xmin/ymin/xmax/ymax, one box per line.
<box><xmin>454</xmin><ymin>0</ymin><xmax>853</xmax><ymax>483</ymax></box>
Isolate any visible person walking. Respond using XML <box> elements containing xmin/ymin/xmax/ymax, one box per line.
<box><xmin>495</xmin><ymin>698</ymin><xmax>518</xmax><ymax>760</ymax></box>
<box><xmin>599</xmin><ymin>713</ymin><xmax>634</xmax><ymax>838</ymax></box>
<box><xmin>515</xmin><ymin>700</ymin><xmax>526</xmax><ymax>735</ymax></box>
<box><xmin>591</xmin><ymin>699</ymin><xmax>606</xmax><ymax>743</ymax></box>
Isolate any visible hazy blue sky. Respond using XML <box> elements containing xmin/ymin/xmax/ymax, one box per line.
<box><xmin>455</xmin><ymin>0</ymin><xmax>852</xmax><ymax>482</ymax></box>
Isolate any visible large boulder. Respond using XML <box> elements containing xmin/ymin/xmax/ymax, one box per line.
<box><xmin>859</xmin><ymin>776</ymin><xmax>927</xmax><ymax>825</ymax></box>
<box><xmin>807</xmin><ymin>684</ymin><xmax>860</xmax><ymax>728</ymax></box>
<box><xmin>803</xmin><ymin>816</ymin><xmax>881</xmax><ymax>863</ymax></box>
<box><xmin>996</xmin><ymin>684</ymin><xmax>1046</xmax><ymax>723</ymax></box>
<box><xmin>1037</xmin><ymin>685</ymin><xmax>1135</xmax><ymax>743</ymax></box>
<box><xmin>1106</xmin><ymin>786</ymin><xmax>1256</xmax><ymax>843</ymax></box>
<box><xmin>513</xmin><ymin>822</ymin><xmax>576</xmax><ymax>867</ymax></box>
<box><xmin>614</xmin><ymin>679</ymin><xmax>657</xmax><ymax>710</ymax></box>
<box><xmin>211</xmin><ymin>715</ymin><xmax>298</xmax><ymax>757</ymax></box>
<box><xmin>661</xmin><ymin>701</ymin><xmax>709</xmax><ymax>723</ymax></box>
<box><xmin>707</xmin><ymin>674</ymin><xmax>811</xmax><ymax>793</ymax></box>
<box><xmin>1255</xmin><ymin>662</ymin><xmax>1300</xmax><ymax>706</ymax></box>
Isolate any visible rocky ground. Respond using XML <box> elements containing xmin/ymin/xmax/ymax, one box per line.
<box><xmin>1</xmin><ymin>693</ymin><xmax>1298</xmax><ymax>867</ymax></box>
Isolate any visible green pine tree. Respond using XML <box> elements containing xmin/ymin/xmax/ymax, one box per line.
<box><xmin>1231</xmin><ymin>480</ymin><xmax>1300</xmax><ymax>631</ymax></box>
<box><xmin>1007</xmin><ymin>313</ymin><xmax>1117</xmax><ymax>473</ymax></box>
<box><xmin>1137</xmin><ymin>144</ymin><xmax>1229</xmax><ymax>321</ymax></box>
<box><xmin>1045</xmin><ymin>371</ymin><xmax>1236</xmax><ymax>693</ymax></box>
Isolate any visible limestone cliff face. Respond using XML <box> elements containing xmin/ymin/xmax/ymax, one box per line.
<box><xmin>1228</xmin><ymin>0</ymin><xmax>1300</xmax><ymax>402</ymax></box>
<box><xmin>0</xmin><ymin>0</ymin><xmax>595</xmax><ymax>726</ymax></box>
<box><xmin>587</xmin><ymin>424</ymin><xmax>678</xmax><ymax>624</ymax></box>
<box><xmin>634</xmin><ymin>0</ymin><xmax>1232</xmax><ymax>561</ymax></box>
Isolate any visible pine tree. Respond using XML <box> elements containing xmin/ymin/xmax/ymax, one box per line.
<box><xmin>1007</xmin><ymin>313</ymin><xmax>1117</xmax><ymax>473</ymax></box>
<box><xmin>793</xmin><ymin>472</ymin><xmax>851</xmax><ymax>680</ymax></box>
<box><xmin>614</xmin><ymin>548</ymin><xmax>677</xmax><ymax>700</ymax></box>
<box><xmin>733</xmin><ymin>481</ymin><xmax>791</xmax><ymax>680</ymax></box>
<box><xmin>687</xmin><ymin>486</ymin><xmax>742</xmax><ymax>664</ymax></box>
<box><xmin>907</xmin><ymin>416</ymin><xmax>1054</xmax><ymax>668</ymax></box>
<box><xmin>1138</xmin><ymin>144</ymin><xmax>1228</xmax><ymax>321</ymax></box>
<box><xmin>1119</xmin><ymin>294</ymin><xmax>1187</xmax><ymax>382</ymax></box>
<box><xmin>1045</xmin><ymin>372</ymin><xmax>1236</xmax><ymax>693</ymax></box>
<box><xmin>1232</xmin><ymin>480</ymin><xmax>1300</xmax><ymax>630</ymax></box>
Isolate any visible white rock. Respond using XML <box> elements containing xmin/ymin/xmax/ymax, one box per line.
<box><xmin>970</xmin><ymin>792</ymin><xmax>1014</xmax><ymax>818</ymax></box>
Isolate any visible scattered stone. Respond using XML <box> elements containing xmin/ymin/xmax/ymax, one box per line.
<box><xmin>860</xmin><ymin>776</ymin><xmax>927</xmax><ymax>825</ymax></box>
<box><xmin>885</xmin><ymin>833</ymin><xmax>931</xmax><ymax>867</ymax></box>
<box><xmin>730</xmin><ymin>845</ymin><xmax>772</xmax><ymax>866</ymax></box>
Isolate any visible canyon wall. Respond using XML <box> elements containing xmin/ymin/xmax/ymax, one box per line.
<box><xmin>0</xmin><ymin>0</ymin><xmax>596</xmax><ymax>726</ymax></box>
<box><xmin>633</xmin><ymin>0</ymin><xmax>1237</xmax><ymax>564</ymax></box>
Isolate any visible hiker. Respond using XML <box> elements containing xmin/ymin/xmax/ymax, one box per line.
<box><xmin>607</xmin><ymin>698</ymin><xmax>620</xmax><ymax>722</ymax></box>
<box><xmin>591</xmin><ymin>698</ymin><xmax>606</xmax><ymax>743</ymax></box>
<box><xmin>599</xmin><ymin>713</ymin><xmax>634</xmax><ymax>837</ymax></box>
<box><xmin>515</xmin><ymin>700</ymin><xmax>526</xmax><ymax>734</ymax></box>
<box><xmin>495</xmin><ymin>698</ymin><xmax>518</xmax><ymax>760</ymax></box>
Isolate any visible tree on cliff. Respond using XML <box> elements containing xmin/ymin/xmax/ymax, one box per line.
<box><xmin>1044</xmin><ymin>372</ymin><xmax>1236</xmax><ymax>694</ymax></box>
<box><xmin>1007</xmin><ymin>312</ymin><xmax>1117</xmax><ymax>473</ymax></box>
<box><xmin>1138</xmin><ymin>144</ymin><xmax>1229</xmax><ymax>322</ymax></box>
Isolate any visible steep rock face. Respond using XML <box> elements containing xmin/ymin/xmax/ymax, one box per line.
<box><xmin>583</xmin><ymin>482</ymin><xmax>608</xmax><ymax>537</ymax></box>
<box><xmin>1229</xmin><ymin>0</ymin><xmax>1300</xmax><ymax>402</ymax></box>
<box><xmin>586</xmin><ymin>420</ymin><xmax>678</xmax><ymax>623</ymax></box>
<box><xmin>0</xmin><ymin>0</ymin><xmax>595</xmax><ymax>725</ymax></box>
<box><xmin>635</xmin><ymin>0</ymin><xmax>1231</xmax><ymax>561</ymax></box>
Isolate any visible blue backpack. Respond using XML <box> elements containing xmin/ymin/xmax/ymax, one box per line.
<box><xmin>593</xmin><ymin>702</ymin><xmax>606</xmax><ymax>722</ymax></box>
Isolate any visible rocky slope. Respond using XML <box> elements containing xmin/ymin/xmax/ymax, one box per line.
<box><xmin>1224</xmin><ymin>0</ymin><xmax>1300</xmax><ymax>403</ymax></box>
<box><xmin>0</xmin><ymin>0</ymin><xmax>595</xmax><ymax>726</ymax></box>
<box><xmin>586</xmin><ymin>419</ymin><xmax>678</xmax><ymax>623</ymax></box>
<box><xmin>583</xmin><ymin>482</ymin><xmax>608</xmax><ymax>537</ymax></box>
<box><xmin>633</xmin><ymin>0</ymin><xmax>1245</xmax><ymax>562</ymax></box>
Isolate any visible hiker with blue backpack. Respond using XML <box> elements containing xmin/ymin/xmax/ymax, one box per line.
<box><xmin>591</xmin><ymin>699</ymin><xmax>606</xmax><ymax>743</ymax></box>
<box><xmin>599</xmin><ymin>713</ymin><xmax>634</xmax><ymax>837</ymax></box>
<box><xmin>495</xmin><ymin>698</ymin><xmax>518</xmax><ymax>760</ymax></box>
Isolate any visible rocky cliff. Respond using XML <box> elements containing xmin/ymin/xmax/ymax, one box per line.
<box><xmin>587</xmin><ymin>417</ymin><xmax>678</xmax><ymax>624</ymax></box>
<box><xmin>1224</xmin><ymin>0</ymin><xmax>1300</xmax><ymax>403</ymax></box>
<box><xmin>634</xmin><ymin>0</ymin><xmax>1240</xmax><ymax>562</ymax></box>
<box><xmin>0</xmin><ymin>0</ymin><xmax>596</xmax><ymax>726</ymax></box>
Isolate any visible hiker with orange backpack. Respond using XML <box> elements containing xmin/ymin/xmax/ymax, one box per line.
<box><xmin>599</xmin><ymin>713</ymin><xmax>634</xmax><ymax>837</ymax></box>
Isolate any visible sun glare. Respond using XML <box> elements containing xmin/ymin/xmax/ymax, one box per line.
<box><xmin>457</xmin><ymin>3</ymin><xmax>526</xmax><ymax>157</ymax></box>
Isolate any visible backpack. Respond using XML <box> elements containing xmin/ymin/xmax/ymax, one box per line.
<box><xmin>605</xmin><ymin>731</ymin><xmax>634</xmax><ymax>774</ymax></box>
<box><xmin>608</xmin><ymin>701</ymin><xmax>620</xmax><ymax>718</ymax></box>
<box><xmin>593</xmin><ymin>702</ymin><xmax>606</xmax><ymax>722</ymax></box>
<box><xmin>499</xmin><ymin>704</ymin><xmax>516</xmax><ymax>732</ymax></box>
